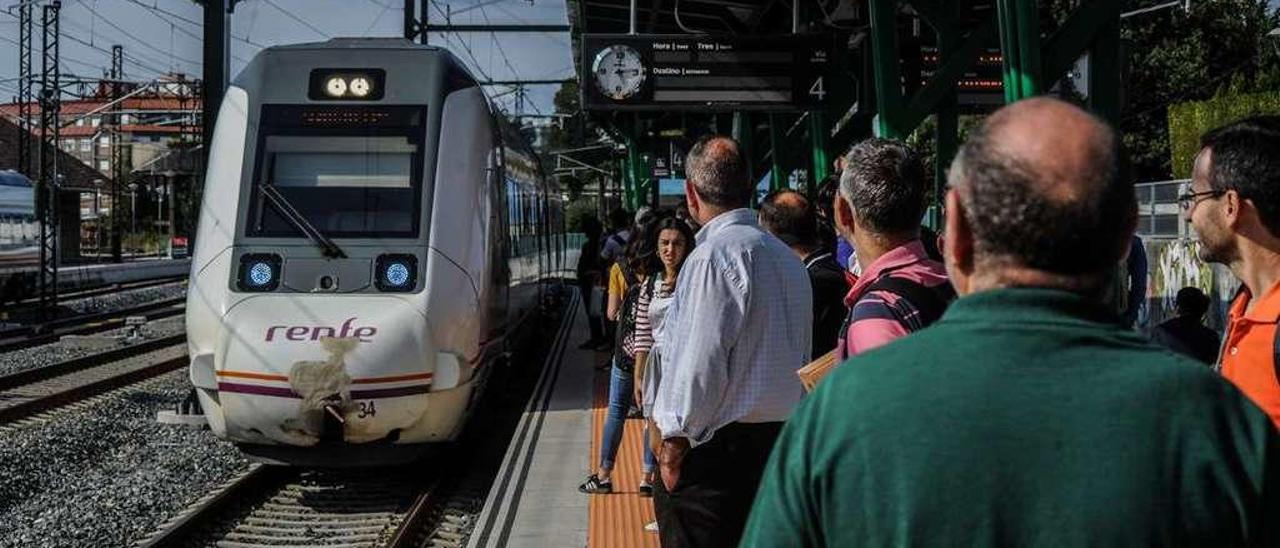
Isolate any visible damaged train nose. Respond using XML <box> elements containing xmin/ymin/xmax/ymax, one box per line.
<box><xmin>213</xmin><ymin>295</ymin><xmax>436</xmax><ymax>447</ymax></box>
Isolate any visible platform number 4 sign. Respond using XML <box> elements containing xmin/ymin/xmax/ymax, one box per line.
<box><xmin>809</xmin><ymin>77</ymin><xmax>826</xmax><ymax>102</ymax></box>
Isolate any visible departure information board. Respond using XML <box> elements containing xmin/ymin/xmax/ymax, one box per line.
<box><xmin>581</xmin><ymin>34</ymin><xmax>833</xmax><ymax>112</ymax></box>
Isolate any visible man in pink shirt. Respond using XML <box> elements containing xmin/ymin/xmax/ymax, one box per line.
<box><xmin>832</xmin><ymin>139</ymin><xmax>954</xmax><ymax>359</ymax></box>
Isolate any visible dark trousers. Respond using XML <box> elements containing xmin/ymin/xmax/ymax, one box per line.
<box><xmin>653</xmin><ymin>422</ymin><xmax>783</xmax><ymax>548</ymax></box>
<box><xmin>577</xmin><ymin>279</ymin><xmax>604</xmax><ymax>341</ymax></box>
<box><xmin>602</xmin><ymin>290</ymin><xmax>616</xmax><ymax>347</ymax></box>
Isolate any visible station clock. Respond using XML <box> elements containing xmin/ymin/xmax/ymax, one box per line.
<box><xmin>591</xmin><ymin>44</ymin><xmax>646</xmax><ymax>101</ymax></box>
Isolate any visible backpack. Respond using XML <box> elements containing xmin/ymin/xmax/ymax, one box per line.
<box><xmin>837</xmin><ymin>273</ymin><xmax>957</xmax><ymax>360</ymax></box>
<box><xmin>612</xmin><ymin>267</ymin><xmax>643</xmax><ymax>371</ymax></box>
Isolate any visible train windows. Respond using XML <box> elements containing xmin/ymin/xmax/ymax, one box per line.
<box><xmin>247</xmin><ymin>105</ymin><xmax>426</xmax><ymax>239</ymax></box>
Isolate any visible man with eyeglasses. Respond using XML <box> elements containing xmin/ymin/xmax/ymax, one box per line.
<box><xmin>1184</xmin><ymin>115</ymin><xmax>1280</xmax><ymax>429</ymax></box>
<box><xmin>742</xmin><ymin>98</ymin><xmax>1280</xmax><ymax>547</ymax></box>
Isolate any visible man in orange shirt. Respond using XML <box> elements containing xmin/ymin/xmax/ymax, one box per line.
<box><xmin>1185</xmin><ymin>115</ymin><xmax>1280</xmax><ymax>427</ymax></box>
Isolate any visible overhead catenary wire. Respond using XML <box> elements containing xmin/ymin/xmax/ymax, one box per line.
<box><xmin>262</xmin><ymin>0</ymin><xmax>330</xmax><ymax>39</ymax></box>
<box><xmin>121</xmin><ymin>0</ymin><xmax>269</xmax><ymax>50</ymax></box>
<box><xmin>77</xmin><ymin>1</ymin><xmax>203</xmax><ymax>69</ymax></box>
<box><xmin>121</xmin><ymin>0</ymin><xmax>250</xmax><ymax>65</ymax></box>
<box><xmin>478</xmin><ymin>2</ymin><xmax>521</xmax><ymax>81</ymax></box>
<box><xmin>426</xmin><ymin>2</ymin><xmax>494</xmax><ymax>83</ymax></box>
<box><xmin>0</xmin><ymin>31</ymin><xmax>113</xmax><ymax>79</ymax></box>
<box><xmin>362</xmin><ymin>0</ymin><xmax>396</xmax><ymax>35</ymax></box>
<box><xmin>57</xmin><ymin>5</ymin><xmax>185</xmax><ymax>74</ymax></box>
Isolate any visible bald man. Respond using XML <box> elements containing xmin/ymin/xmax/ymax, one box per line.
<box><xmin>759</xmin><ymin>189</ymin><xmax>850</xmax><ymax>357</ymax></box>
<box><xmin>743</xmin><ymin>98</ymin><xmax>1280</xmax><ymax>546</ymax></box>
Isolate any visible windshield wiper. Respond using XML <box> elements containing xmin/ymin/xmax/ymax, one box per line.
<box><xmin>257</xmin><ymin>183</ymin><xmax>348</xmax><ymax>259</ymax></box>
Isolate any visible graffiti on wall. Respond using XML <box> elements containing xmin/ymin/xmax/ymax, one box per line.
<box><xmin>1142</xmin><ymin>238</ymin><xmax>1235</xmax><ymax>331</ymax></box>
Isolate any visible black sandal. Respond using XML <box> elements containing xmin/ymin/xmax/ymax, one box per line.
<box><xmin>578</xmin><ymin>474</ymin><xmax>613</xmax><ymax>494</ymax></box>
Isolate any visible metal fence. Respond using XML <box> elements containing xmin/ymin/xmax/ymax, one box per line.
<box><xmin>1134</xmin><ymin>179</ymin><xmax>1189</xmax><ymax>239</ymax></box>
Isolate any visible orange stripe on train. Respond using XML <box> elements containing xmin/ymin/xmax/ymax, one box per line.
<box><xmin>215</xmin><ymin>370</ymin><xmax>434</xmax><ymax>384</ymax></box>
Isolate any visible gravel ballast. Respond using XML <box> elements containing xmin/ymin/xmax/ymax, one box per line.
<box><xmin>0</xmin><ymin>316</ymin><xmax>186</xmax><ymax>378</ymax></box>
<box><xmin>64</xmin><ymin>282</ymin><xmax>187</xmax><ymax>316</ymax></box>
<box><xmin>0</xmin><ymin>370</ymin><xmax>249</xmax><ymax>547</ymax></box>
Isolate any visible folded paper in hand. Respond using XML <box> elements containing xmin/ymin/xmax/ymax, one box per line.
<box><xmin>797</xmin><ymin>349</ymin><xmax>838</xmax><ymax>393</ymax></box>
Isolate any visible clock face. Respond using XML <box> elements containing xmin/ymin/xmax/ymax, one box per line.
<box><xmin>592</xmin><ymin>45</ymin><xmax>646</xmax><ymax>101</ymax></box>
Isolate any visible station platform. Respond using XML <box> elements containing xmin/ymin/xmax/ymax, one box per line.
<box><xmin>469</xmin><ymin>291</ymin><xmax>658</xmax><ymax>548</ymax></box>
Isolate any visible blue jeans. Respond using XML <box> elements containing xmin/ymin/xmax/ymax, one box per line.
<box><xmin>600</xmin><ymin>361</ymin><xmax>657</xmax><ymax>474</ymax></box>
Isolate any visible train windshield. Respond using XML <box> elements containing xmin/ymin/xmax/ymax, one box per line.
<box><xmin>247</xmin><ymin>105</ymin><xmax>426</xmax><ymax>239</ymax></box>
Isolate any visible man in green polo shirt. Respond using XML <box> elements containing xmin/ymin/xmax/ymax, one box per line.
<box><xmin>741</xmin><ymin>98</ymin><xmax>1280</xmax><ymax>547</ymax></box>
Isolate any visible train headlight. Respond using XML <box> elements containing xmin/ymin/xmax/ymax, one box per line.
<box><xmin>309</xmin><ymin>69</ymin><xmax>385</xmax><ymax>101</ymax></box>
<box><xmin>325</xmin><ymin>77</ymin><xmax>348</xmax><ymax>97</ymax></box>
<box><xmin>349</xmin><ymin>77</ymin><xmax>371</xmax><ymax>97</ymax></box>
<box><xmin>237</xmin><ymin>253</ymin><xmax>282</xmax><ymax>291</ymax></box>
<box><xmin>248</xmin><ymin>262</ymin><xmax>274</xmax><ymax>285</ymax></box>
<box><xmin>375</xmin><ymin>254</ymin><xmax>417</xmax><ymax>292</ymax></box>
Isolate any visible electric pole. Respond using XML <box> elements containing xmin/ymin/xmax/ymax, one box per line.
<box><xmin>17</xmin><ymin>1</ymin><xmax>33</xmax><ymax>181</ymax></box>
<box><xmin>37</xmin><ymin>0</ymin><xmax>61</xmax><ymax>314</ymax></box>
<box><xmin>110</xmin><ymin>45</ymin><xmax>123</xmax><ymax>262</ymax></box>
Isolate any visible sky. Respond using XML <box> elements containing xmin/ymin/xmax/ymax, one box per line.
<box><xmin>0</xmin><ymin>0</ymin><xmax>574</xmax><ymax>116</ymax></box>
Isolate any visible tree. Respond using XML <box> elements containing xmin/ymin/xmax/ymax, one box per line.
<box><xmin>1115</xmin><ymin>0</ymin><xmax>1279</xmax><ymax>180</ymax></box>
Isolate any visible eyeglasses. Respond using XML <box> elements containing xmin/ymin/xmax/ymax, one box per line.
<box><xmin>1177</xmin><ymin>189</ymin><xmax>1226</xmax><ymax>211</ymax></box>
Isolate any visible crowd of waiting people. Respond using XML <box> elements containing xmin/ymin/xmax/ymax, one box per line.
<box><xmin>574</xmin><ymin>97</ymin><xmax>1279</xmax><ymax>547</ymax></box>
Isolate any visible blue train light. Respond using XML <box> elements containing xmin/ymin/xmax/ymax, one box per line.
<box><xmin>385</xmin><ymin>262</ymin><xmax>411</xmax><ymax>287</ymax></box>
<box><xmin>237</xmin><ymin>254</ymin><xmax>282</xmax><ymax>291</ymax></box>
<box><xmin>248</xmin><ymin>262</ymin><xmax>275</xmax><ymax>286</ymax></box>
<box><xmin>376</xmin><ymin>254</ymin><xmax>418</xmax><ymax>292</ymax></box>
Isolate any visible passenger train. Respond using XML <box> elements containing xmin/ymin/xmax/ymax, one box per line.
<box><xmin>185</xmin><ymin>38</ymin><xmax>566</xmax><ymax>465</ymax></box>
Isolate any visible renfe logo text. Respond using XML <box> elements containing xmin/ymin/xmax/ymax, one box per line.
<box><xmin>265</xmin><ymin>317</ymin><xmax>378</xmax><ymax>342</ymax></box>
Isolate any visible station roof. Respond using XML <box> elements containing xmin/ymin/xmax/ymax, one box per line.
<box><xmin>0</xmin><ymin>117</ymin><xmax>113</xmax><ymax>191</ymax></box>
<box><xmin>566</xmin><ymin>1</ymin><xmax>802</xmax><ymax>74</ymax></box>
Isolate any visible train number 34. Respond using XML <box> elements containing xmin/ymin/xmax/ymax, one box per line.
<box><xmin>358</xmin><ymin>401</ymin><xmax>377</xmax><ymax>418</ymax></box>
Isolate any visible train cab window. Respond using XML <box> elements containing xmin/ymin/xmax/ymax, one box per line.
<box><xmin>247</xmin><ymin>105</ymin><xmax>426</xmax><ymax>239</ymax></box>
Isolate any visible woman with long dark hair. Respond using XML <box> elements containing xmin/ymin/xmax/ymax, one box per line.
<box><xmin>579</xmin><ymin>212</ymin><xmax>663</xmax><ymax>495</ymax></box>
<box><xmin>631</xmin><ymin>215</ymin><xmax>696</xmax><ymax>502</ymax></box>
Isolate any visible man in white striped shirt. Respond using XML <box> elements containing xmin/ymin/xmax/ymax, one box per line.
<box><xmin>652</xmin><ymin>135</ymin><xmax>812</xmax><ymax>547</ymax></box>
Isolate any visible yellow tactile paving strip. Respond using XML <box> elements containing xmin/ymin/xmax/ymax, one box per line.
<box><xmin>587</xmin><ymin>368</ymin><xmax>660</xmax><ymax>548</ymax></box>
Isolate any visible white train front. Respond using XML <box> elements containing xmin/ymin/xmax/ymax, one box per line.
<box><xmin>185</xmin><ymin>38</ymin><xmax>564</xmax><ymax>465</ymax></box>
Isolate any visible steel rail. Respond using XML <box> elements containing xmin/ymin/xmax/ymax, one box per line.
<box><xmin>0</xmin><ymin>343</ymin><xmax>187</xmax><ymax>424</ymax></box>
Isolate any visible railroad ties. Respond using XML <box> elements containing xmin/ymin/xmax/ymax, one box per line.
<box><xmin>137</xmin><ymin>466</ymin><xmax>441</xmax><ymax>548</ymax></box>
<box><xmin>0</xmin><ymin>340</ymin><xmax>187</xmax><ymax>426</ymax></box>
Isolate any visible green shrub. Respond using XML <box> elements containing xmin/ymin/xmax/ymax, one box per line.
<box><xmin>1168</xmin><ymin>91</ymin><xmax>1280</xmax><ymax>178</ymax></box>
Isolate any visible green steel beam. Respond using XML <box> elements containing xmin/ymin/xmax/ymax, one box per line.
<box><xmin>1014</xmin><ymin>0</ymin><xmax>1042</xmax><ymax>97</ymax></box>
<box><xmin>1040</xmin><ymin>0</ymin><xmax>1122</xmax><ymax>123</ymax></box>
<box><xmin>810</xmin><ymin>112</ymin><xmax>829</xmax><ymax>194</ymax></box>
<box><xmin>733</xmin><ymin>112</ymin><xmax>756</xmax><ymax>204</ymax></box>
<box><xmin>1088</xmin><ymin>16</ymin><xmax>1122</xmax><ymax>124</ymax></box>
<box><xmin>769</xmin><ymin>114</ymin><xmax>785</xmax><ymax>191</ymax></box>
<box><xmin>1041</xmin><ymin>0</ymin><xmax>1120</xmax><ymax>84</ymax></box>
<box><xmin>902</xmin><ymin>16</ymin><xmax>997</xmax><ymax>133</ymax></box>
<box><xmin>997</xmin><ymin>0</ymin><xmax>1042</xmax><ymax>101</ymax></box>
<box><xmin>931</xmin><ymin>6</ymin><xmax>961</xmax><ymax>229</ymax></box>
<box><xmin>624</xmin><ymin>136</ymin><xmax>639</xmax><ymax>210</ymax></box>
<box><xmin>636</xmin><ymin>153</ymin><xmax>653</xmax><ymax>209</ymax></box>
<box><xmin>868</xmin><ymin>0</ymin><xmax>906</xmax><ymax>138</ymax></box>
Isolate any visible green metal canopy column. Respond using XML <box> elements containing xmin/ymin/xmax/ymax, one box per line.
<box><xmin>768</xmin><ymin>114</ymin><xmax>785</xmax><ymax>191</ymax></box>
<box><xmin>624</xmin><ymin>135</ymin><xmax>640</xmax><ymax>210</ymax></box>
<box><xmin>868</xmin><ymin>0</ymin><xmax>907</xmax><ymax>139</ymax></box>
<box><xmin>733</xmin><ymin>112</ymin><xmax>759</xmax><ymax>207</ymax></box>
<box><xmin>996</xmin><ymin>0</ymin><xmax>1043</xmax><ymax>101</ymax></box>
<box><xmin>810</xmin><ymin>112</ymin><xmax>829</xmax><ymax>192</ymax></box>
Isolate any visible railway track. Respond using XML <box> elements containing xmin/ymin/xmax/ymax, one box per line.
<box><xmin>0</xmin><ymin>296</ymin><xmax>186</xmax><ymax>354</ymax></box>
<box><xmin>138</xmin><ymin>465</ymin><xmax>442</xmax><ymax>548</ymax></box>
<box><xmin>4</xmin><ymin>275</ymin><xmax>188</xmax><ymax>315</ymax></box>
<box><xmin>0</xmin><ymin>341</ymin><xmax>187</xmax><ymax>425</ymax></box>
